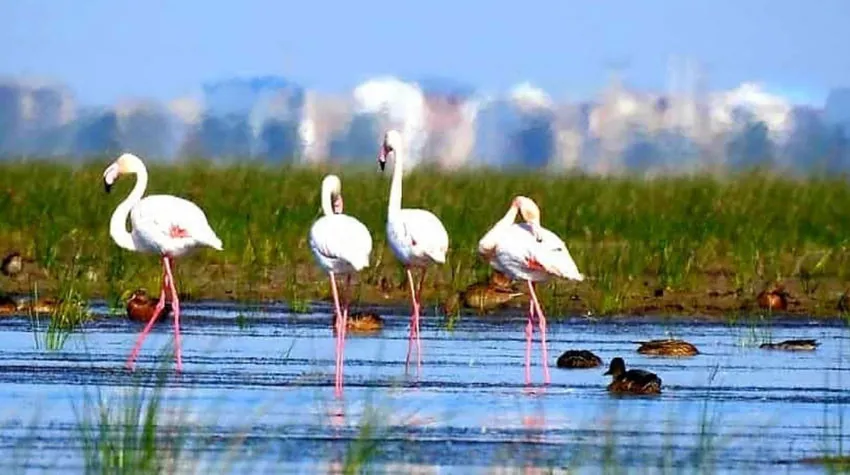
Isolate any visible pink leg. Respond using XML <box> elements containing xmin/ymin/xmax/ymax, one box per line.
<box><xmin>527</xmin><ymin>281</ymin><xmax>550</xmax><ymax>384</ymax></box>
<box><xmin>525</xmin><ymin>297</ymin><xmax>533</xmax><ymax>386</ymax></box>
<box><xmin>329</xmin><ymin>272</ymin><xmax>345</xmax><ymax>399</ymax></box>
<box><xmin>404</xmin><ymin>268</ymin><xmax>422</xmax><ymax>373</ymax></box>
<box><xmin>163</xmin><ymin>256</ymin><xmax>183</xmax><ymax>373</ymax></box>
<box><xmin>125</xmin><ymin>256</ymin><xmax>170</xmax><ymax>371</ymax></box>
<box><xmin>415</xmin><ymin>269</ymin><xmax>426</xmax><ymax>368</ymax></box>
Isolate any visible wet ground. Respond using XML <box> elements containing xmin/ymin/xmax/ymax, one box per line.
<box><xmin>0</xmin><ymin>301</ymin><xmax>847</xmax><ymax>473</ymax></box>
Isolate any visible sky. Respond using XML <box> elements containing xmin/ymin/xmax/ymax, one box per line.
<box><xmin>2</xmin><ymin>0</ymin><xmax>849</xmax><ymax>106</ymax></box>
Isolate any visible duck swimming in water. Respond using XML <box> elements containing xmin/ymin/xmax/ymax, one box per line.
<box><xmin>759</xmin><ymin>339</ymin><xmax>819</xmax><ymax>351</ymax></box>
<box><xmin>556</xmin><ymin>350</ymin><xmax>603</xmax><ymax>369</ymax></box>
<box><xmin>342</xmin><ymin>311</ymin><xmax>384</xmax><ymax>333</ymax></box>
<box><xmin>126</xmin><ymin>289</ymin><xmax>170</xmax><ymax>324</ymax></box>
<box><xmin>636</xmin><ymin>339</ymin><xmax>699</xmax><ymax>357</ymax></box>
<box><xmin>604</xmin><ymin>357</ymin><xmax>662</xmax><ymax>395</ymax></box>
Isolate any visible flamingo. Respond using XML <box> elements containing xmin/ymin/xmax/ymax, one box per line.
<box><xmin>308</xmin><ymin>174</ymin><xmax>373</xmax><ymax>397</ymax></box>
<box><xmin>378</xmin><ymin>129</ymin><xmax>449</xmax><ymax>371</ymax></box>
<box><xmin>102</xmin><ymin>152</ymin><xmax>222</xmax><ymax>373</ymax></box>
<box><xmin>478</xmin><ymin>196</ymin><xmax>584</xmax><ymax>385</ymax></box>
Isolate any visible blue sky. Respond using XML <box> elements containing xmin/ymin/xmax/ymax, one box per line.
<box><xmin>2</xmin><ymin>0</ymin><xmax>849</xmax><ymax>105</ymax></box>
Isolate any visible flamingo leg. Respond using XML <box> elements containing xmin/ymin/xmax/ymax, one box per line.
<box><xmin>125</xmin><ymin>256</ymin><xmax>170</xmax><ymax>371</ymax></box>
<box><xmin>415</xmin><ymin>268</ymin><xmax>426</xmax><ymax>367</ymax></box>
<box><xmin>527</xmin><ymin>281</ymin><xmax>550</xmax><ymax>385</ymax></box>
<box><xmin>404</xmin><ymin>268</ymin><xmax>422</xmax><ymax>372</ymax></box>
<box><xmin>525</xmin><ymin>292</ymin><xmax>533</xmax><ymax>386</ymax></box>
<box><xmin>163</xmin><ymin>256</ymin><xmax>183</xmax><ymax>373</ymax></box>
<box><xmin>329</xmin><ymin>272</ymin><xmax>345</xmax><ymax>398</ymax></box>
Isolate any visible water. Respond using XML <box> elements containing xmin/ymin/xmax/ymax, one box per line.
<box><xmin>0</xmin><ymin>301</ymin><xmax>848</xmax><ymax>474</ymax></box>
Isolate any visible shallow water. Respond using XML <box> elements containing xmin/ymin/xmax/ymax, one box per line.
<box><xmin>0</xmin><ymin>301</ymin><xmax>848</xmax><ymax>474</ymax></box>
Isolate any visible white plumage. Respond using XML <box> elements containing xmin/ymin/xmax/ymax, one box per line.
<box><xmin>493</xmin><ymin>223</ymin><xmax>583</xmax><ymax>283</ymax></box>
<box><xmin>128</xmin><ymin>195</ymin><xmax>222</xmax><ymax>257</ymax></box>
<box><xmin>387</xmin><ymin>209</ymin><xmax>449</xmax><ymax>267</ymax></box>
<box><xmin>309</xmin><ymin>175</ymin><xmax>373</xmax><ymax>274</ymax></box>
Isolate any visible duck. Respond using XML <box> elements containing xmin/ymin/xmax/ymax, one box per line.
<box><xmin>604</xmin><ymin>357</ymin><xmax>662</xmax><ymax>395</ymax></box>
<box><xmin>126</xmin><ymin>289</ymin><xmax>170</xmax><ymax>323</ymax></box>
<box><xmin>461</xmin><ymin>283</ymin><xmax>524</xmax><ymax>312</ymax></box>
<box><xmin>343</xmin><ymin>311</ymin><xmax>384</xmax><ymax>333</ymax></box>
<box><xmin>28</xmin><ymin>298</ymin><xmax>60</xmax><ymax>314</ymax></box>
<box><xmin>757</xmin><ymin>285</ymin><xmax>789</xmax><ymax>311</ymax></box>
<box><xmin>1</xmin><ymin>251</ymin><xmax>23</xmax><ymax>277</ymax></box>
<box><xmin>636</xmin><ymin>339</ymin><xmax>699</xmax><ymax>357</ymax></box>
<box><xmin>759</xmin><ymin>339</ymin><xmax>819</xmax><ymax>351</ymax></box>
<box><xmin>556</xmin><ymin>350</ymin><xmax>603</xmax><ymax>369</ymax></box>
<box><xmin>0</xmin><ymin>294</ymin><xmax>22</xmax><ymax>315</ymax></box>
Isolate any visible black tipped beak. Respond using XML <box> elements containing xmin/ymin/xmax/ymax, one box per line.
<box><xmin>603</xmin><ymin>369</ymin><xmax>612</xmax><ymax>376</ymax></box>
<box><xmin>379</xmin><ymin>161</ymin><xmax>386</xmax><ymax>172</ymax></box>
<box><xmin>104</xmin><ymin>181</ymin><xmax>113</xmax><ymax>193</ymax></box>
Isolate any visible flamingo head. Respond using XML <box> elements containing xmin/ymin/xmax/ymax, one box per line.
<box><xmin>513</xmin><ymin>196</ymin><xmax>543</xmax><ymax>242</ymax></box>
<box><xmin>320</xmin><ymin>174</ymin><xmax>344</xmax><ymax>215</ymax></box>
<box><xmin>103</xmin><ymin>153</ymin><xmax>142</xmax><ymax>193</ymax></box>
<box><xmin>378</xmin><ymin>129</ymin><xmax>402</xmax><ymax>172</ymax></box>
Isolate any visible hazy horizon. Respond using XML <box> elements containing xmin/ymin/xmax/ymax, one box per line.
<box><xmin>3</xmin><ymin>0</ymin><xmax>848</xmax><ymax>105</ymax></box>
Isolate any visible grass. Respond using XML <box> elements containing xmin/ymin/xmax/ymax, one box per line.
<box><xmin>2</xmin><ymin>160</ymin><xmax>850</xmax><ymax>318</ymax></box>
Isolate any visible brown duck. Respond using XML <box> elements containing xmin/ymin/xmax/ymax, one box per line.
<box><xmin>1</xmin><ymin>251</ymin><xmax>23</xmax><ymax>277</ymax></box>
<box><xmin>0</xmin><ymin>294</ymin><xmax>22</xmax><ymax>315</ymax></box>
<box><xmin>126</xmin><ymin>289</ymin><xmax>171</xmax><ymax>323</ymax></box>
<box><xmin>556</xmin><ymin>350</ymin><xmax>603</xmax><ymax>369</ymax></box>
<box><xmin>342</xmin><ymin>311</ymin><xmax>384</xmax><ymax>333</ymax></box>
<box><xmin>636</xmin><ymin>339</ymin><xmax>699</xmax><ymax>357</ymax></box>
<box><xmin>760</xmin><ymin>339</ymin><xmax>819</xmax><ymax>351</ymax></box>
<box><xmin>757</xmin><ymin>286</ymin><xmax>789</xmax><ymax>311</ymax></box>
<box><xmin>604</xmin><ymin>357</ymin><xmax>662</xmax><ymax>395</ymax></box>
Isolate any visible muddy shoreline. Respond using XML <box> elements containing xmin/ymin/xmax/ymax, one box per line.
<box><xmin>2</xmin><ymin>262</ymin><xmax>849</xmax><ymax>322</ymax></box>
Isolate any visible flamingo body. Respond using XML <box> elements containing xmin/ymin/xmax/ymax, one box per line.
<box><xmin>310</xmin><ymin>214</ymin><xmax>372</xmax><ymax>274</ymax></box>
<box><xmin>129</xmin><ymin>195</ymin><xmax>222</xmax><ymax>257</ymax></box>
<box><xmin>387</xmin><ymin>209</ymin><xmax>448</xmax><ymax>267</ymax></box>
<box><xmin>493</xmin><ymin>223</ymin><xmax>583</xmax><ymax>283</ymax></box>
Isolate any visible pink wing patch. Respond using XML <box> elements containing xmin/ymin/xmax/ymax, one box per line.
<box><xmin>525</xmin><ymin>257</ymin><xmax>545</xmax><ymax>271</ymax></box>
<box><xmin>169</xmin><ymin>225</ymin><xmax>190</xmax><ymax>239</ymax></box>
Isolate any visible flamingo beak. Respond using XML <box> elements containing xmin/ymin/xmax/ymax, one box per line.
<box><xmin>378</xmin><ymin>144</ymin><xmax>389</xmax><ymax>172</ymax></box>
<box><xmin>103</xmin><ymin>164</ymin><xmax>119</xmax><ymax>193</ymax></box>
<box><xmin>332</xmin><ymin>194</ymin><xmax>344</xmax><ymax>214</ymax></box>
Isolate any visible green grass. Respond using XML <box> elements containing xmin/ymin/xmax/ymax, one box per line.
<box><xmin>2</xmin><ymin>160</ymin><xmax>850</xmax><ymax>316</ymax></box>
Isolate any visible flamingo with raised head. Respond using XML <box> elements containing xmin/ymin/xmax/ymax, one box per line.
<box><xmin>308</xmin><ymin>174</ymin><xmax>373</xmax><ymax>397</ymax></box>
<box><xmin>378</xmin><ymin>129</ymin><xmax>449</xmax><ymax>371</ymax></box>
<box><xmin>103</xmin><ymin>153</ymin><xmax>223</xmax><ymax>373</ymax></box>
<box><xmin>478</xmin><ymin>196</ymin><xmax>584</xmax><ymax>385</ymax></box>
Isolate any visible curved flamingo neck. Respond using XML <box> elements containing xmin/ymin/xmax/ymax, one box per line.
<box><xmin>109</xmin><ymin>164</ymin><xmax>148</xmax><ymax>251</ymax></box>
<box><xmin>388</xmin><ymin>146</ymin><xmax>404</xmax><ymax>216</ymax></box>
<box><xmin>321</xmin><ymin>180</ymin><xmax>335</xmax><ymax>216</ymax></box>
<box><xmin>478</xmin><ymin>203</ymin><xmax>520</xmax><ymax>255</ymax></box>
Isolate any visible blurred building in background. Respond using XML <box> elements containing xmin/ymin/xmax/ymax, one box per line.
<box><xmin>0</xmin><ymin>65</ymin><xmax>848</xmax><ymax>174</ymax></box>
